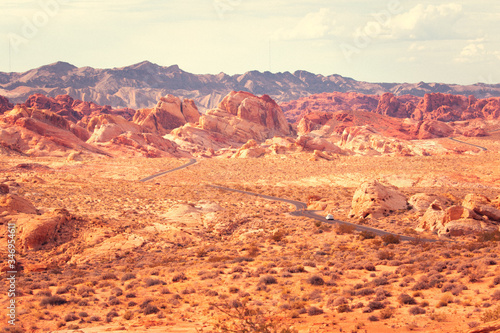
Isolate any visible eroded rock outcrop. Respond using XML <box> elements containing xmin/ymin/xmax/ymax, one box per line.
<box><xmin>199</xmin><ymin>91</ymin><xmax>292</xmax><ymax>143</ymax></box>
<box><xmin>463</xmin><ymin>194</ymin><xmax>500</xmax><ymax>222</ymax></box>
<box><xmin>133</xmin><ymin>95</ymin><xmax>201</xmax><ymax>134</ymax></box>
<box><xmin>417</xmin><ymin>195</ymin><xmax>500</xmax><ymax>236</ymax></box>
<box><xmin>16</xmin><ymin>209</ymin><xmax>72</xmax><ymax>251</ymax></box>
<box><xmin>349</xmin><ymin>180</ymin><xmax>408</xmax><ymax>219</ymax></box>
<box><xmin>0</xmin><ymin>95</ymin><xmax>13</xmax><ymax>114</ymax></box>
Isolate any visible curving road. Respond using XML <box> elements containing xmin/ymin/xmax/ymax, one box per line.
<box><xmin>208</xmin><ymin>185</ymin><xmax>430</xmax><ymax>242</ymax></box>
<box><xmin>140</xmin><ymin>159</ymin><xmax>437</xmax><ymax>243</ymax></box>
<box><xmin>448</xmin><ymin>137</ymin><xmax>488</xmax><ymax>151</ymax></box>
<box><xmin>139</xmin><ymin>158</ymin><xmax>197</xmax><ymax>182</ymax></box>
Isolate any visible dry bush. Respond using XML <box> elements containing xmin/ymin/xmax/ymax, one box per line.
<box><xmin>382</xmin><ymin>234</ymin><xmax>400</xmax><ymax>244</ymax></box>
<box><xmin>212</xmin><ymin>300</ymin><xmax>298</xmax><ymax>333</ymax></box>
<box><xmin>121</xmin><ymin>273</ymin><xmax>136</xmax><ymax>282</ymax></box>
<box><xmin>336</xmin><ymin>224</ymin><xmax>356</xmax><ymax>235</ymax></box>
<box><xmin>307</xmin><ymin>275</ymin><xmax>325</xmax><ymax>286</ymax></box>
<box><xmin>409</xmin><ymin>306</ymin><xmax>426</xmax><ymax>315</ymax></box>
<box><xmin>482</xmin><ymin>306</ymin><xmax>500</xmax><ymax>323</ymax></box>
<box><xmin>145</xmin><ymin>277</ymin><xmax>166</xmax><ymax>287</ymax></box>
<box><xmin>307</xmin><ymin>306</ymin><xmax>324</xmax><ymax>316</ymax></box>
<box><xmin>378</xmin><ymin>250</ymin><xmax>395</xmax><ymax>260</ymax></box>
<box><xmin>399</xmin><ymin>293</ymin><xmax>417</xmax><ymax>305</ymax></box>
<box><xmin>259</xmin><ymin>275</ymin><xmax>277</xmax><ymax>285</ymax></box>
<box><xmin>40</xmin><ymin>295</ymin><xmax>67</xmax><ymax>306</ymax></box>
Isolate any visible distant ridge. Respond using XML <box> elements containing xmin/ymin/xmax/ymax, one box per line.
<box><xmin>1</xmin><ymin>61</ymin><xmax>499</xmax><ymax>111</ymax></box>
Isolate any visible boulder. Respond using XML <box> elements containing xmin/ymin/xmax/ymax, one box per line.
<box><xmin>439</xmin><ymin>219</ymin><xmax>498</xmax><ymax>237</ymax></box>
<box><xmin>231</xmin><ymin>139</ymin><xmax>268</xmax><ymax>158</ymax></box>
<box><xmin>463</xmin><ymin>194</ymin><xmax>500</xmax><ymax>222</ymax></box>
<box><xmin>0</xmin><ymin>184</ymin><xmax>9</xmax><ymax>195</ymax></box>
<box><xmin>416</xmin><ymin>200</ymin><xmax>445</xmax><ymax>232</ymax></box>
<box><xmin>16</xmin><ymin>209</ymin><xmax>71</xmax><ymax>251</ymax></box>
<box><xmin>408</xmin><ymin>193</ymin><xmax>450</xmax><ymax>212</ymax></box>
<box><xmin>295</xmin><ymin>135</ymin><xmax>342</xmax><ymax>153</ymax></box>
<box><xmin>0</xmin><ymin>194</ymin><xmax>37</xmax><ymax>215</ymax></box>
<box><xmin>349</xmin><ymin>180</ymin><xmax>408</xmax><ymax>219</ymax></box>
<box><xmin>0</xmin><ymin>95</ymin><xmax>13</xmax><ymax>113</ymax></box>
<box><xmin>417</xmin><ymin>201</ymin><xmax>494</xmax><ymax>236</ymax></box>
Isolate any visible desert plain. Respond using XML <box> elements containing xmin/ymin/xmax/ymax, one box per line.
<box><xmin>1</xmin><ymin>129</ymin><xmax>500</xmax><ymax>332</ymax></box>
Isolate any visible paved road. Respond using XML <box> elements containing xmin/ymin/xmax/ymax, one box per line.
<box><xmin>208</xmin><ymin>184</ymin><xmax>433</xmax><ymax>243</ymax></box>
<box><xmin>448</xmin><ymin>137</ymin><xmax>488</xmax><ymax>151</ymax></box>
<box><xmin>139</xmin><ymin>160</ymin><xmax>438</xmax><ymax>243</ymax></box>
<box><xmin>138</xmin><ymin>158</ymin><xmax>197</xmax><ymax>182</ymax></box>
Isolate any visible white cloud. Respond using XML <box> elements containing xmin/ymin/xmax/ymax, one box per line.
<box><xmin>454</xmin><ymin>40</ymin><xmax>500</xmax><ymax>63</ymax></box>
<box><xmin>388</xmin><ymin>3</ymin><xmax>464</xmax><ymax>40</ymax></box>
<box><xmin>272</xmin><ymin>8</ymin><xmax>342</xmax><ymax>40</ymax></box>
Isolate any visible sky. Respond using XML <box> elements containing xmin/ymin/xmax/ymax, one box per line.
<box><xmin>1</xmin><ymin>0</ymin><xmax>499</xmax><ymax>85</ymax></box>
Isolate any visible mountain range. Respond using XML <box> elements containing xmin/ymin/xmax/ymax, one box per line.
<box><xmin>1</xmin><ymin>61</ymin><xmax>500</xmax><ymax>112</ymax></box>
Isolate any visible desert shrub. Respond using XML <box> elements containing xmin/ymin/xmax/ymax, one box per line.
<box><xmin>336</xmin><ymin>224</ymin><xmax>356</xmax><ymax>234</ymax></box>
<box><xmin>145</xmin><ymin>278</ymin><xmax>165</xmax><ymax>287</ymax></box>
<box><xmin>328</xmin><ymin>296</ymin><xmax>348</xmax><ymax>307</ymax></box>
<box><xmin>308</xmin><ymin>275</ymin><xmax>324</xmax><ymax>286</ymax></box>
<box><xmin>482</xmin><ymin>306</ymin><xmax>500</xmax><ymax>323</ymax></box>
<box><xmin>368</xmin><ymin>301</ymin><xmax>385</xmax><ymax>310</ymax></box>
<box><xmin>364</xmin><ymin>263</ymin><xmax>376</xmax><ymax>271</ymax></box>
<box><xmin>70</xmin><ymin>278</ymin><xmax>85</xmax><ymax>285</ymax></box>
<box><xmin>378</xmin><ymin>250</ymin><xmax>395</xmax><ymax>260</ymax></box>
<box><xmin>308</xmin><ymin>307</ymin><xmax>324</xmax><ymax>316</ymax></box>
<box><xmin>382</xmin><ymin>234</ymin><xmax>400</xmax><ymax>244</ymax></box>
<box><xmin>64</xmin><ymin>313</ymin><xmax>78</xmax><ymax>322</ymax></box>
<box><xmin>259</xmin><ymin>275</ymin><xmax>277</xmax><ymax>285</ymax></box>
<box><xmin>271</xmin><ymin>230</ymin><xmax>286</xmax><ymax>242</ymax></box>
<box><xmin>212</xmin><ymin>300</ymin><xmax>298</xmax><ymax>333</ymax></box>
<box><xmin>359</xmin><ymin>231</ymin><xmax>376</xmax><ymax>240</ymax></box>
<box><xmin>409</xmin><ymin>306</ymin><xmax>426</xmax><ymax>315</ymax></box>
<box><xmin>125</xmin><ymin>292</ymin><xmax>136</xmax><ymax>298</ymax></box>
<box><xmin>77</xmin><ymin>285</ymin><xmax>95</xmax><ymax>297</ymax></box>
<box><xmin>231</xmin><ymin>266</ymin><xmax>244</xmax><ymax>273</ymax></box>
<box><xmin>337</xmin><ymin>304</ymin><xmax>351</xmax><ymax>313</ymax></box>
<box><xmin>493</xmin><ymin>276</ymin><xmax>500</xmax><ymax>285</ymax></box>
<box><xmin>112</xmin><ymin>287</ymin><xmax>123</xmax><ymax>297</ymax></box>
<box><xmin>123</xmin><ymin>310</ymin><xmax>133</xmax><ymax>320</ymax></box>
<box><xmin>380</xmin><ymin>307</ymin><xmax>395</xmax><ymax>319</ymax></box>
<box><xmin>101</xmin><ymin>273</ymin><xmax>118</xmax><ymax>280</ymax></box>
<box><xmin>121</xmin><ymin>273</ymin><xmax>136</xmax><ymax>282</ymax></box>
<box><xmin>89</xmin><ymin>316</ymin><xmax>101</xmax><ymax>322</ymax></box>
<box><xmin>356</xmin><ymin>288</ymin><xmax>375</xmax><ymax>296</ymax></box>
<box><xmin>468</xmin><ymin>321</ymin><xmax>480</xmax><ymax>328</ymax></box>
<box><xmin>491</xmin><ymin>290</ymin><xmax>500</xmax><ymax>301</ymax></box>
<box><xmin>36</xmin><ymin>289</ymin><xmax>52</xmax><ymax>297</ymax></box>
<box><xmin>399</xmin><ymin>293</ymin><xmax>417</xmax><ymax>305</ymax></box>
<box><xmin>368</xmin><ymin>315</ymin><xmax>379</xmax><ymax>321</ymax></box>
<box><xmin>303</xmin><ymin>261</ymin><xmax>316</xmax><ymax>268</ymax></box>
<box><xmin>78</xmin><ymin>312</ymin><xmax>88</xmax><ymax>318</ymax></box>
<box><xmin>106</xmin><ymin>310</ymin><xmax>119</xmax><ymax>319</ymax></box>
<box><xmin>108</xmin><ymin>297</ymin><xmax>121</xmax><ymax>305</ymax></box>
<box><xmin>144</xmin><ymin>304</ymin><xmax>159</xmax><ymax>315</ymax></box>
<box><xmin>437</xmin><ymin>293</ymin><xmax>454</xmax><ymax>307</ymax></box>
<box><xmin>172</xmin><ymin>272</ymin><xmax>187</xmax><ymax>282</ymax></box>
<box><xmin>56</xmin><ymin>286</ymin><xmax>74</xmax><ymax>294</ymax></box>
<box><xmin>372</xmin><ymin>277</ymin><xmax>389</xmax><ymax>286</ymax></box>
<box><xmin>40</xmin><ymin>296</ymin><xmax>67</xmax><ymax>306</ymax></box>
<box><xmin>287</xmin><ymin>266</ymin><xmax>306</xmax><ymax>274</ymax></box>
<box><xmin>478</xmin><ymin>231</ymin><xmax>500</xmax><ymax>242</ymax></box>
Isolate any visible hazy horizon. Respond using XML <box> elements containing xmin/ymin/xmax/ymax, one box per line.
<box><xmin>1</xmin><ymin>0</ymin><xmax>499</xmax><ymax>85</ymax></box>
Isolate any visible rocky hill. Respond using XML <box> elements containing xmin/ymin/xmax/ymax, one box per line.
<box><xmin>282</xmin><ymin>92</ymin><xmax>500</xmax><ymax>123</ymax></box>
<box><xmin>1</xmin><ymin>61</ymin><xmax>500</xmax><ymax>112</ymax></box>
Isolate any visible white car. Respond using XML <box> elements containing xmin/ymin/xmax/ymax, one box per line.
<box><xmin>325</xmin><ymin>214</ymin><xmax>334</xmax><ymax>220</ymax></box>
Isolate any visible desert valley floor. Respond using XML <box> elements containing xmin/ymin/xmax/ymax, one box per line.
<box><xmin>1</xmin><ymin>132</ymin><xmax>500</xmax><ymax>333</ymax></box>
